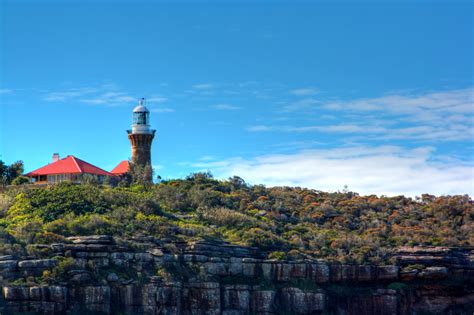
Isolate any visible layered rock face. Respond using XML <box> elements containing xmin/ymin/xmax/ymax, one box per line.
<box><xmin>0</xmin><ymin>236</ymin><xmax>472</xmax><ymax>314</ymax></box>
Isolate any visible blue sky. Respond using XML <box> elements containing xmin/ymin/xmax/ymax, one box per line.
<box><xmin>1</xmin><ymin>0</ymin><xmax>473</xmax><ymax>196</ymax></box>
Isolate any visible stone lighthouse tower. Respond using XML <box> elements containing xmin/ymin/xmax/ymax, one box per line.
<box><xmin>127</xmin><ymin>98</ymin><xmax>156</xmax><ymax>167</ymax></box>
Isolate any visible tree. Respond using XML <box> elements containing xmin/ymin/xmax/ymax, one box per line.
<box><xmin>129</xmin><ymin>162</ymin><xmax>153</xmax><ymax>186</ymax></box>
<box><xmin>228</xmin><ymin>176</ymin><xmax>247</xmax><ymax>191</ymax></box>
<box><xmin>0</xmin><ymin>160</ymin><xmax>24</xmax><ymax>185</ymax></box>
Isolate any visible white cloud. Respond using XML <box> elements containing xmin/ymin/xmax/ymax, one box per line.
<box><xmin>283</xmin><ymin>98</ymin><xmax>320</xmax><ymax>111</ymax></box>
<box><xmin>42</xmin><ymin>85</ymin><xmax>170</xmax><ymax>107</ymax></box>
<box><xmin>191</xmin><ymin>146</ymin><xmax>474</xmax><ymax>197</ymax></box>
<box><xmin>246</xmin><ymin>125</ymin><xmax>275</xmax><ymax>132</ymax></box>
<box><xmin>290</xmin><ymin>88</ymin><xmax>319</xmax><ymax>96</ymax></box>
<box><xmin>211</xmin><ymin>104</ymin><xmax>242</xmax><ymax>110</ymax></box>
<box><xmin>246</xmin><ymin>122</ymin><xmax>473</xmax><ymax>142</ymax></box>
<box><xmin>147</xmin><ymin>96</ymin><xmax>168</xmax><ymax>103</ymax></box>
<box><xmin>0</xmin><ymin>88</ymin><xmax>13</xmax><ymax>94</ymax></box>
<box><xmin>150</xmin><ymin>108</ymin><xmax>175</xmax><ymax>113</ymax></box>
<box><xmin>43</xmin><ymin>86</ymin><xmax>133</xmax><ymax>105</ymax></box>
<box><xmin>260</xmin><ymin>87</ymin><xmax>474</xmax><ymax>142</ymax></box>
<box><xmin>192</xmin><ymin>83</ymin><xmax>214</xmax><ymax>90</ymax></box>
<box><xmin>322</xmin><ymin>88</ymin><xmax>474</xmax><ymax>115</ymax></box>
<box><xmin>81</xmin><ymin>91</ymin><xmax>135</xmax><ymax>105</ymax></box>
<box><xmin>43</xmin><ymin>87</ymin><xmax>98</xmax><ymax>101</ymax></box>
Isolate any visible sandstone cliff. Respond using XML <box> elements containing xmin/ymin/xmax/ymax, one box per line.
<box><xmin>0</xmin><ymin>236</ymin><xmax>472</xmax><ymax>314</ymax></box>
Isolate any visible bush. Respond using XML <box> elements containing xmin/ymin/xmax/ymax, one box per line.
<box><xmin>268</xmin><ymin>251</ymin><xmax>287</xmax><ymax>260</ymax></box>
<box><xmin>51</xmin><ymin>257</ymin><xmax>80</xmax><ymax>282</ymax></box>
<box><xmin>11</xmin><ymin>176</ymin><xmax>30</xmax><ymax>186</ymax></box>
<box><xmin>197</xmin><ymin>207</ymin><xmax>257</xmax><ymax>228</ymax></box>
<box><xmin>7</xmin><ymin>182</ymin><xmax>110</xmax><ymax>222</ymax></box>
<box><xmin>242</xmin><ymin>228</ymin><xmax>287</xmax><ymax>251</ymax></box>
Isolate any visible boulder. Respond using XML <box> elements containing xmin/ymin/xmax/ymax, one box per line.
<box><xmin>417</xmin><ymin>267</ymin><xmax>448</xmax><ymax>280</ymax></box>
<box><xmin>0</xmin><ymin>260</ymin><xmax>17</xmax><ymax>271</ymax></box>
<box><xmin>107</xmin><ymin>272</ymin><xmax>119</xmax><ymax>282</ymax></box>
<box><xmin>18</xmin><ymin>259</ymin><xmax>57</xmax><ymax>269</ymax></box>
<box><xmin>0</xmin><ymin>255</ymin><xmax>14</xmax><ymax>261</ymax></box>
<box><xmin>67</xmin><ymin>235</ymin><xmax>114</xmax><ymax>245</ymax></box>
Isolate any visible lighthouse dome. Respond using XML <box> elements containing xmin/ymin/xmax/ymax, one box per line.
<box><xmin>133</xmin><ymin>104</ymin><xmax>149</xmax><ymax>113</ymax></box>
<box><xmin>133</xmin><ymin>98</ymin><xmax>149</xmax><ymax>113</ymax></box>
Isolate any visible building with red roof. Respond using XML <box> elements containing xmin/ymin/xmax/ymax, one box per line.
<box><xmin>26</xmin><ymin>154</ymin><xmax>114</xmax><ymax>184</ymax></box>
<box><xmin>110</xmin><ymin>160</ymin><xmax>130</xmax><ymax>176</ymax></box>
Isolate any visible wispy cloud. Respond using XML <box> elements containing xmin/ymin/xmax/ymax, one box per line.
<box><xmin>43</xmin><ymin>87</ymin><xmax>98</xmax><ymax>101</ymax></box>
<box><xmin>322</xmin><ymin>88</ymin><xmax>473</xmax><ymax>117</ymax></box>
<box><xmin>283</xmin><ymin>98</ymin><xmax>320</xmax><ymax>111</ymax></box>
<box><xmin>190</xmin><ymin>146</ymin><xmax>474</xmax><ymax>197</ymax></box>
<box><xmin>147</xmin><ymin>96</ymin><xmax>168</xmax><ymax>103</ymax></box>
<box><xmin>192</xmin><ymin>83</ymin><xmax>214</xmax><ymax>90</ymax></box>
<box><xmin>246</xmin><ymin>125</ymin><xmax>275</xmax><ymax>132</ymax></box>
<box><xmin>0</xmin><ymin>88</ymin><xmax>13</xmax><ymax>94</ymax></box>
<box><xmin>150</xmin><ymin>108</ymin><xmax>175</xmax><ymax>113</ymax></box>
<box><xmin>42</xmin><ymin>85</ymin><xmax>169</xmax><ymax>107</ymax></box>
<box><xmin>246</xmin><ymin>122</ymin><xmax>473</xmax><ymax>142</ymax></box>
<box><xmin>264</xmin><ymin>87</ymin><xmax>474</xmax><ymax>143</ymax></box>
<box><xmin>290</xmin><ymin>87</ymin><xmax>319</xmax><ymax>96</ymax></box>
<box><xmin>80</xmin><ymin>91</ymin><xmax>135</xmax><ymax>105</ymax></box>
<box><xmin>211</xmin><ymin>104</ymin><xmax>242</xmax><ymax>110</ymax></box>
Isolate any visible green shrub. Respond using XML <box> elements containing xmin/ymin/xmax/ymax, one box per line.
<box><xmin>51</xmin><ymin>257</ymin><xmax>79</xmax><ymax>282</ymax></box>
<box><xmin>242</xmin><ymin>228</ymin><xmax>287</xmax><ymax>251</ymax></box>
<box><xmin>268</xmin><ymin>251</ymin><xmax>287</xmax><ymax>260</ymax></box>
<box><xmin>197</xmin><ymin>207</ymin><xmax>257</xmax><ymax>228</ymax></box>
<box><xmin>11</xmin><ymin>176</ymin><xmax>30</xmax><ymax>186</ymax></box>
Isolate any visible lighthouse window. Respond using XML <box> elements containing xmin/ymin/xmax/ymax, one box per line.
<box><xmin>133</xmin><ymin>112</ymin><xmax>148</xmax><ymax>125</ymax></box>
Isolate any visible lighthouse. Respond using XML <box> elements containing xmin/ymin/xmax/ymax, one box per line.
<box><xmin>127</xmin><ymin>98</ymin><xmax>156</xmax><ymax>168</ymax></box>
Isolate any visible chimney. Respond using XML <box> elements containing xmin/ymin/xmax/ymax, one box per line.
<box><xmin>52</xmin><ymin>153</ymin><xmax>60</xmax><ymax>163</ymax></box>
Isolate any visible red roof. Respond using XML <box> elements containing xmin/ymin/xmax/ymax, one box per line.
<box><xmin>110</xmin><ymin>160</ymin><xmax>130</xmax><ymax>175</ymax></box>
<box><xmin>26</xmin><ymin>155</ymin><xmax>112</xmax><ymax>177</ymax></box>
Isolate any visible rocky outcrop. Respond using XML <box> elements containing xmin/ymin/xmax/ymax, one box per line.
<box><xmin>0</xmin><ymin>236</ymin><xmax>472</xmax><ymax>314</ymax></box>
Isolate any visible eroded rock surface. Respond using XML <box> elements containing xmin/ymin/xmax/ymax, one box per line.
<box><xmin>0</xmin><ymin>237</ymin><xmax>472</xmax><ymax>314</ymax></box>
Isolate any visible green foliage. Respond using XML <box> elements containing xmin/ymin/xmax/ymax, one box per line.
<box><xmin>403</xmin><ymin>264</ymin><xmax>426</xmax><ymax>271</ymax></box>
<box><xmin>50</xmin><ymin>257</ymin><xmax>78</xmax><ymax>282</ymax></box>
<box><xmin>129</xmin><ymin>162</ymin><xmax>153</xmax><ymax>186</ymax></box>
<box><xmin>11</xmin><ymin>176</ymin><xmax>29</xmax><ymax>186</ymax></box>
<box><xmin>268</xmin><ymin>251</ymin><xmax>287</xmax><ymax>260</ymax></box>
<box><xmin>0</xmin><ymin>174</ymin><xmax>471</xmax><ymax>264</ymax></box>
<box><xmin>242</xmin><ymin>228</ymin><xmax>287</xmax><ymax>251</ymax></box>
<box><xmin>197</xmin><ymin>207</ymin><xmax>258</xmax><ymax>228</ymax></box>
<box><xmin>7</xmin><ymin>182</ymin><xmax>110</xmax><ymax>222</ymax></box>
<box><xmin>0</xmin><ymin>160</ymin><xmax>24</xmax><ymax>186</ymax></box>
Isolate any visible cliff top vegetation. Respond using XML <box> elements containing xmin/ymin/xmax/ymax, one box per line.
<box><xmin>0</xmin><ymin>170</ymin><xmax>472</xmax><ymax>264</ymax></box>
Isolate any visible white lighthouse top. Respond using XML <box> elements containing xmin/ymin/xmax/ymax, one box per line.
<box><xmin>131</xmin><ymin>98</ymin><xmax>154</xmax><ymax>134</ymax></box>
<box><xmin>133</xmin><ymin>98</ymin><xmax>149</xmax><ymax>113</ymax></box>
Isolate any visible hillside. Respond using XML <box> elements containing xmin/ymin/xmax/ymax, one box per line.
<box><xmin>1</xmin><ymin>173</ymin><xmax>472</xmax><ymax>263</ymax></box>
<box><xmin>0</xmin><ymin>175</ymin><xmax>473</xmax><ymax>314</ymax></box>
